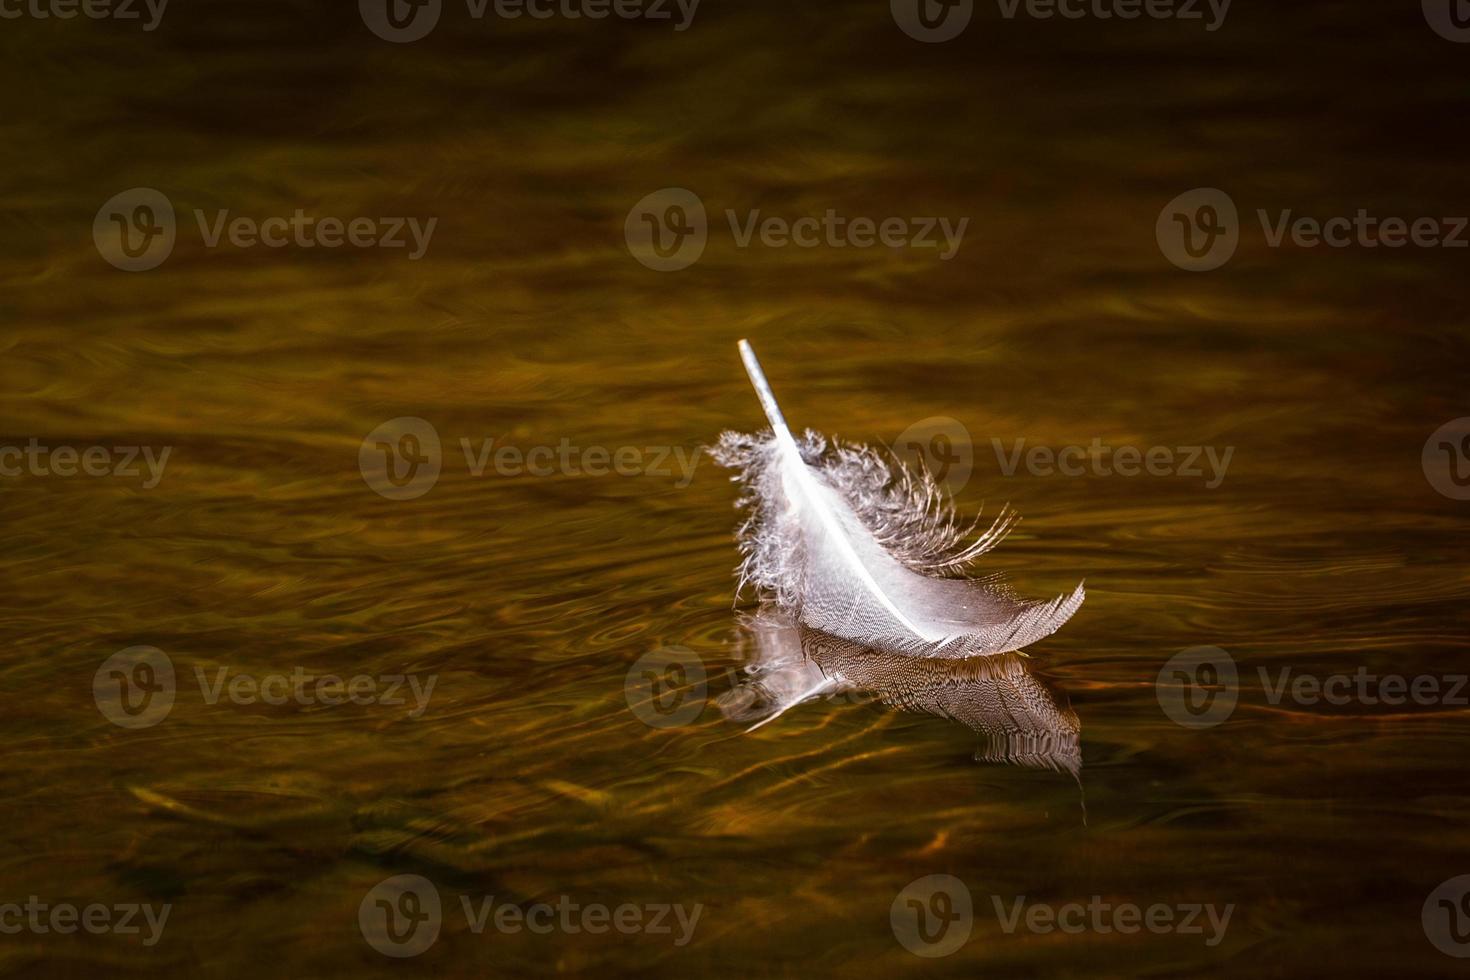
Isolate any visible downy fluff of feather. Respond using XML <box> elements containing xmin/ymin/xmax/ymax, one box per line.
<box><xmin>711</xmin><ymin>340</ymin><xmax>1084</xmax><ymax>659</ymax></box>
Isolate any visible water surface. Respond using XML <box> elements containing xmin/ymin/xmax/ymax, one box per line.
<box><xmin>3</xmin><ymin>1</ymin><xmax>1469</xmax><ymax>976</ymax></box>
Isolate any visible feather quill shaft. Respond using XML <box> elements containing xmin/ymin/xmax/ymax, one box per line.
<box><xmin>737</xmin><ymin>340</ymin><xmax>937</xmax><ymax>642</ymax></box>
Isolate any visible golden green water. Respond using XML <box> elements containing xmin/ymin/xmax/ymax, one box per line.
<box><xmin>3</xmin><ymin>1</ymin><xmax>1470</xmax><ymax>976</ymax></box>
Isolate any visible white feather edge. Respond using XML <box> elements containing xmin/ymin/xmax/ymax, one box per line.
<box><xmin>737</xmin><ymin>340</ymin><xmax>938</xmax><ymax>641</ymax></box>
<box><xmin>726</xmin><ymin>339</ymin><xmax>1085</xmax><ymax>658</ymax></box>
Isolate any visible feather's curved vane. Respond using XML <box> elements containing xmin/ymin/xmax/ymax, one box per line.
<box><xmin>711</xmin><ymin>339</ymin><xmax>1083</xmax><ymax>659</ymax></box>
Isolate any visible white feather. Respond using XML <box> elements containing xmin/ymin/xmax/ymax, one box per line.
<box><xmin>712</xmin><ymin>339</ymin><xmax>1084</xmax><ymax>659</ymax></box>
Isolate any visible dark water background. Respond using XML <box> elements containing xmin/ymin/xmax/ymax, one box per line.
<box><xmin>3</xmin><ymin>0</ymin><xmax>1470</xmax><ymax>976</ymax></box>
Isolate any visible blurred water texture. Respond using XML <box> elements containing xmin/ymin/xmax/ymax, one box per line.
<box><xmin>2</xmin><ymin>0</ymin><xmax>1469</xmax><ymax>975</ymax></box>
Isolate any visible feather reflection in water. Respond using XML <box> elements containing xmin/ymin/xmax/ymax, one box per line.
<box><xmin>720</xmin><ymin>609</ymin><xmax>1081</xmax><ymax>777</ymax></box>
